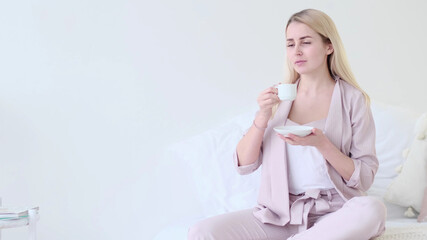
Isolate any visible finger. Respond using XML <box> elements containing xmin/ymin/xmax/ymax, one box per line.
<box><xmin>284</xmin><ymin>138</ymin><xmax>296</xmax><ymax>145</ymax></box>
<box><xmin>311</xmin><ymin>128</ymin><xmax>321</xmax><ymax>135</ymax></box>
<box><xmin>258</xmin><ymin>93</ymin><xmax>279</xmax><ymax>105</ymax></box>
<box><xmin>276</xmin><ymin>133</ymin><xmax>289</xmax><ymax>140</ymax></box>
<box><xmin>286</xmin><ymin>133</ymin><xmax>298</xmax><ymax>140</ymax></box>
<box><xmin>270</xmin><ymin>86</ymin><xmax>279</xmax><ymax>94</ymax></box>
<box><xmin>259</xmin><ymin>97</ymin><xmax>280</xmax><ymax>107</ymax></box>
<box><xmin>259</xmin><ymin>93</ymin><xmax>278</xmax><ymax>102</ymax></box>
<box><xmin>285</xmin><ymin>134</ymin><xmax>304</xmax><ymax>145</ymax></box>
<box><xmin>271</xmin><ymin>87</ymin><xmax>278</xmax><ymax>95</ymax></box>
<box><xmin>261</xmin><ymin>87</ymin><xmax>278</xmax><ymax>95</ymax></box>
<box><xmin>277</xmin><ymin>134</ymin><xmax>296</xmax><ymax>144</ymax></box>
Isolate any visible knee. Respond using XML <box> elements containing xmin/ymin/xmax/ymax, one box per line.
<box><xmin>347</xmin><ymin>196</ymin><xmax>387</xmax><ymax>224</ymax></box>
<box><xmin>188</xmin><ymin>222</ymin><xmax>204</xmax><ymax>240</ymax></box>
<box><xmin>362</xmin><ymin>196</ymin><xmax>387</xmax><ymax>219</ymax></box>
<box><xmin>188</xmin><ymin>220</ymin><xmax>214</xmax><ymax>240</ymax></box>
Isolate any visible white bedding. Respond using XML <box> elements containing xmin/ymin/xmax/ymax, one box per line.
<box><xmin>153</xmin><ymin>217</ymin><xmax>427</xmax><ymax>240</ymax></box>
<box><xmin>376</xmin><ymin>221</ymin><xmax>427</xmax><ymax>240</ymax></box>
<box><xmin>154</xmin><ymin>101</ymin><xmax>426</xmax><ymax>240</ymax></box>
<box><xmin>153</xmin><ymin>210</ymin><xmax>427</xmax><ymax>240</ymax></box>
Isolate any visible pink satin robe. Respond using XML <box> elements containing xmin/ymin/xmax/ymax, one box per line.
<box><xmin>233</xmin><ymin>78</ymin><xmax>378</xmax><ymax>226</ymax></box>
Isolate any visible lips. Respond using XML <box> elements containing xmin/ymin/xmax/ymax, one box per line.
<box><xmin>294</xmin><ymin>60</ymin><xmax>306</xmax><ymax>67</ymax></box>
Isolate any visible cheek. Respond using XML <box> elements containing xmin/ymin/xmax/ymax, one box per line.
<box><xmin>286</xmin><ymin>48</ymin><xmax>293</xmax><ymax>58</ymax></box>
<box><xmin>309</xmin><ymin>47</ymin><xmax>328</xmax><ymax>62</ymax></box>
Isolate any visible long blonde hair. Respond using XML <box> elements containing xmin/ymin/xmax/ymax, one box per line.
<box><xmin>283</xmin><ymin>9</ymin><xmax>370</xmax><ymax>104</ymax></box>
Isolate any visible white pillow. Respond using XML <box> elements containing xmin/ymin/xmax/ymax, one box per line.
<box><xmin>369</xmin><ymin>101</ymin><xmax>419</xmax><ymax>194</ymax></box>
<box><xmin>384</xmin><ymin>113</ymin><xmax>427</xmax><ymax>213</ymax></box>
<box><xmin>167</xmin><ymin>108</ymin><xmax>261</xmax><ymax>217</ymax></box>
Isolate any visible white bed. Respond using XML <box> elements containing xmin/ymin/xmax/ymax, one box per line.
<box><xmin>153</xmin><ymin>101</ymin><xmax>427</xmax><ymax>240</ymax></box>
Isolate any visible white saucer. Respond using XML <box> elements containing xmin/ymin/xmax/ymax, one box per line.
<box><xmin>273</xmin><ymin>126</ymin><xmax>313</xmax><ymax>137</ymax></box>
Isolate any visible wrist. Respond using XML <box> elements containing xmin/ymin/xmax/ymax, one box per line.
<box><xmin>317</xmin><ymin>136</ymin><xmax>333</xmax><ymax>153</ymax></box>
<box><xmin>254</xmin><ymin>114</ymin><xmax>269</xmax><ymax>129</ymax></box>
<box><xmin>253</xmin><ymin>120</ymin><xmax>267</xmax><ymax>131</ymax></box>
<box><xmin>256</xmin><ymin>110</ymin><xmax>271</xmax><ymax>120</ymax></box>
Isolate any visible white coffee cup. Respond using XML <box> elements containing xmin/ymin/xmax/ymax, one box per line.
<box><xmin>276</xmin><ymin>83</ymin><xmax>297</xmax><ymax>101</ymax></box>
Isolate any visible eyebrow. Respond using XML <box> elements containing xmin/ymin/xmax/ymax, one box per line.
<box><xmin>286</xmin><ymin>36</ymin><xmax>312</xmax><ymax>41</ymax></box>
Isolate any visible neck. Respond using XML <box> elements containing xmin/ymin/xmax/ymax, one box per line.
<box><xmin>298</xmin><ymin>67</ymin><xmax>334</xmax><ymax>93</ymax></box>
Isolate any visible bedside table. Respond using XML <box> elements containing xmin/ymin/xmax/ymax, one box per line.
<box><xmin>0</xmin><ymin>199</ymin><xmax>38</xmax><ymax>240</ymax></box>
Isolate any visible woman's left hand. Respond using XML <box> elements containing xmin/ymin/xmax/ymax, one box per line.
<box><xmin>277</xmin><ymin>128</ymin><xmax>327</xmax><ymax>148</ymax></box>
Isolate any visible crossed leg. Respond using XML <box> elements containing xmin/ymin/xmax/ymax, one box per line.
<box><xmin>289</xmin><ymin>196</ymin><xmax>387</xmax><ymax>240</ymax></box>
<box><xmin>188</xmin><ymin>208</ymin><xmax>298</xmax><ymax>240</ymax></box>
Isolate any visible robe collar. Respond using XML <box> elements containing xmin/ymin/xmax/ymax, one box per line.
<box><xmin>268</xmin><ymin>77</ymin><xmax>343</xmax><ymax>151</ymax></box>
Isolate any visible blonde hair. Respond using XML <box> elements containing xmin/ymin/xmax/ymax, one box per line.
<box><xmin>283</xmin><ymin>9</ymin><xmax>370</xmax><ymax>104</ymax></box>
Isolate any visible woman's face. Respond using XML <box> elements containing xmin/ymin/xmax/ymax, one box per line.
<box><xmin>286</xmin><ymin>22</ymin><xmax>333</xmax><ymax>76</ymax></box>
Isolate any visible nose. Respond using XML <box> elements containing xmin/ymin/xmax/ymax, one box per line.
<box><xmin>295</xmin><ymin>45</ymin><xmax>302</xmax><ymax>56</ymax></box>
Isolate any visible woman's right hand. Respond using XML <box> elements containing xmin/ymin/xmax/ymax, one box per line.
<box><xmin>257</xmin><ymin>86</ymin><xmax>280</xmax><ymax>119</ymax></box>
<box><xmin>236</xmin><ymin>86</ymin><xmax>280</xmax><ymax>167</ymax></box>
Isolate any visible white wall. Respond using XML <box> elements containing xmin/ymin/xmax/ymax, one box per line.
<box><xmin>0</xmin><ymin>0</ymin><xmax>426</xmax><ymax>239</ymax></box>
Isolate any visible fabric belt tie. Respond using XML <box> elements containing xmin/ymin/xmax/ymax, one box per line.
<box><xmin>289</xmin><ymin>189</ymin><xmax>332</xmax><ymax>230</ymax></box>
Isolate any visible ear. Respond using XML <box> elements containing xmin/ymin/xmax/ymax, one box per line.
<box><xmin>326</xmin><ymin>43</ymin><xmax>334</xmax><ymax>55</ymax></box>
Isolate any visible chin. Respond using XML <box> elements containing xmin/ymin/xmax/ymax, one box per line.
<box><xmin>294</xmin><ymin>66</ymin><xmax>318</xmax><ymax>76</ymax></box>
<box><xmin>294</xmin><ymin>69</ymin><xmax>310</xmax><ymax>75</ymax></box>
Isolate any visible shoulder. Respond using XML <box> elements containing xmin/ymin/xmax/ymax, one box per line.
<box><xmin>337</xmin><ymin>78</ymin><xmax>366</xmax><ymax>106</ymax></box>
<box><xmin>336</xmin><ymin>78</ymin><xmax>372</xmax><ymax>124</ymax></box>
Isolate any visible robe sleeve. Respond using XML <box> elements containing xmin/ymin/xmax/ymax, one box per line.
<box><xmin>344</xmin><ymin>93</ymin><xmax>378</xmax><ymax>191</ymax></box>
<box><xmin>233</xmin><ymin>128</ymin><xmax>263</xmax><ymax>175</ymax></box>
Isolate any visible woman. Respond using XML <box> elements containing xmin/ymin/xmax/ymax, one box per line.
<box><xmin>188</xmin><ymin>9</ymin><xmax>386</xmax><ymax>240</ymax></box>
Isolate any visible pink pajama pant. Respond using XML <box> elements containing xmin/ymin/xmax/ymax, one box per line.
<box><xmin>188</xmin><ymin>190</ymin><xmax>386</xmax><ymax>240</ymax></box>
